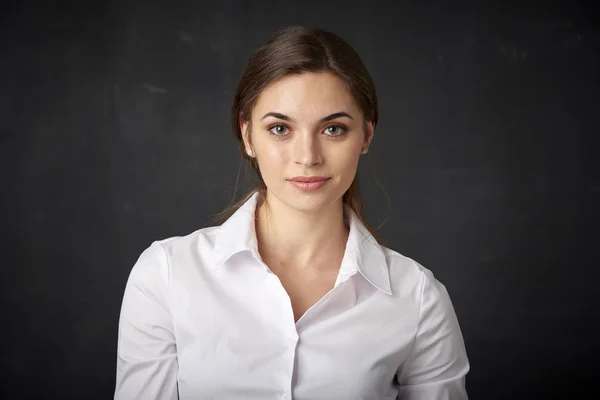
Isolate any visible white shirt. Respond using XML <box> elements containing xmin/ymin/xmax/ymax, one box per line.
<box><xmin>115</xmin><ymin>192</ymin><xmax>470</xmax><ymax>400</ymax></box>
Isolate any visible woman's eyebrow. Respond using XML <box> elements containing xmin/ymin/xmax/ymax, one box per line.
<box><xmin>260</xmin><ymin>111</ymin><xmax>354</xmax><ymax>123</ymax></box>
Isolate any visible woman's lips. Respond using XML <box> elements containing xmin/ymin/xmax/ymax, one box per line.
<box><xmin>288</xmin><ymin>178</ymin><xmax>330</xmax><ymax>191</ymax></box>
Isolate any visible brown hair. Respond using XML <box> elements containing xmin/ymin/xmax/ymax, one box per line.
<box><xmin>209</xmin><ymin>25</ymin><xmax>391</xmax><ymax>246</ymax></box>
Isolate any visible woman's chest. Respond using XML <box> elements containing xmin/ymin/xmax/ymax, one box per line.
<box><xmin>171</xmin><ymin>273</ymin><xmax>418</xmax><ymax>399</ymax></box>
<box><xmin>175</xmin><ymin>320</ymin><xmax>408</xmax><ymax>400</ymax></box>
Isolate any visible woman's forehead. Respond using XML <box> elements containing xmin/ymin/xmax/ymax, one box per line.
<box><xmin>253</xmin><ymin>72</ymin><xmax>360</xmax><ymax>118</ymax></box>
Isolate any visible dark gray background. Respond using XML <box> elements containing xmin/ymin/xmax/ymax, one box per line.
<box><xmin>2</xmin><ymin>0</ymin><xmax>598</xmax><ymax>398</ymax></box>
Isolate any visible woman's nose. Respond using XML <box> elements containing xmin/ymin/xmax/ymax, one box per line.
<box><xmin>294</xmin><ymin>132</ymin><xmax>323</xmax><ymax>167</ymax></box>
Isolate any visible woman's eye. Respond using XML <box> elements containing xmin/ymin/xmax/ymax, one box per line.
<box><xmin>269</xmin><ymin>125</ymin><xmax>288</xmax><ymax>136</ymax></box>
<box><xmin>325</xmin><ymin>125</ymin><xmax>346</xmax><ymax>136</ymax></box>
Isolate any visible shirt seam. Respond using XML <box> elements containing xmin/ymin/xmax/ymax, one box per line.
<box><xmin>158</xmin><ymin>241</ymin><xmax>171</xmax><ymax>283</ymax></box>
<box><xmin>156</xmin><ymin>240</ymin><xmax>179</xmax><ymax>388</ymax></box>
<box><xmin>157</xmin><ymin>240</ymin><xmax>174</xmax><ymax>318</ymax></box>
<box><xmin>399</xmin><ymin>263</ymin><xmax>426</xmax><ymax>384</ymax></box>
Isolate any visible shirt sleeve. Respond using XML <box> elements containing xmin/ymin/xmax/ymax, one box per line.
<box><xmin>114</xmin><ymin>241</ymin><xmax>179</xmax><ymax>400</ymax></box>
<box><xmin>396</xmin><ymin>267</ymin><xmax>470</xmax><ymax>400</ymax></box>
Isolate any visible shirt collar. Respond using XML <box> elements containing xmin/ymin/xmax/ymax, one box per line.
<box><xmin>213</xmin><ymin>192</ymin><xmax>392</xmax><ymax>295</ymax></box>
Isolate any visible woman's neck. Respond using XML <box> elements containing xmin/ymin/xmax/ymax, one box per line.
<box><xmin>254</xmin><ymin>191</ymin><xmax>349</xmax><ymax>272</ymax></box>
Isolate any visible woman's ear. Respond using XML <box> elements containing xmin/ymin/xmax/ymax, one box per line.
<box><xmin>364</xmin><ymin>119</ymin><xmax>375</xmax><ymax>150</ymax></box>
<box><xmin>240</xmin><ymin>120</ymin><xmax>253</xmax><ymax>157</ymax></box>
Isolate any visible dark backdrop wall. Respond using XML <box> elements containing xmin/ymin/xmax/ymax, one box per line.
<box><xmin>2</xmin><ymin>1</ymin><xmax>598</xmax><ymax>399</ymax></box>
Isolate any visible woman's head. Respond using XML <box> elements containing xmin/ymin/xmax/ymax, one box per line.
<box><xmin>214</xmin><ymin>25</ymin><xmax>386</xmax><ymax>244</ymax></box>
<box><xmin>233</xmin><ymin>26</ymin><xmax>378</xmax><ymax>211</ymax></box>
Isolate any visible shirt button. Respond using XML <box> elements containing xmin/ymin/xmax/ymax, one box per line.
<box><xmin>283</xmin><ymin>393</ymin><xmax>290</xmax><ymax>399</ymax></box>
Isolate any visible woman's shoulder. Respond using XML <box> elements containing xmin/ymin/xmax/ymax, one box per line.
<box><xmin>155</xmin><ymin>224</ymin><xmax>221</xmax><ymax>256</ymax></box>
<box><xmin>379</xmin><ymin>245</ymin><xmax>451</xmax><ymax>300</ymax></box>
<box><xmin>127</xmin><ymin>225</ymin><xmax>222</xmax><ymax>278</ymax></box>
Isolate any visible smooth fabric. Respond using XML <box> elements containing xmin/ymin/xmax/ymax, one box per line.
<box><xmin>115</xmin><ymin>192</ymin><xmax>470</xmax><ymax>399</ymax></box>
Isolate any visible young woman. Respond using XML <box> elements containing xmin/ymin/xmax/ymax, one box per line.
<box><xmin>114</xmin><ymin>25</ymin><xmax>470</xmax><ymax>400</ymax></box>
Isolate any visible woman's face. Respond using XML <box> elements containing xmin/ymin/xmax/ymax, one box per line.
<box><xmin>241</xmin><ymin>72</ymin><xmax>374</xmax><ymax>213</ymax></box>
